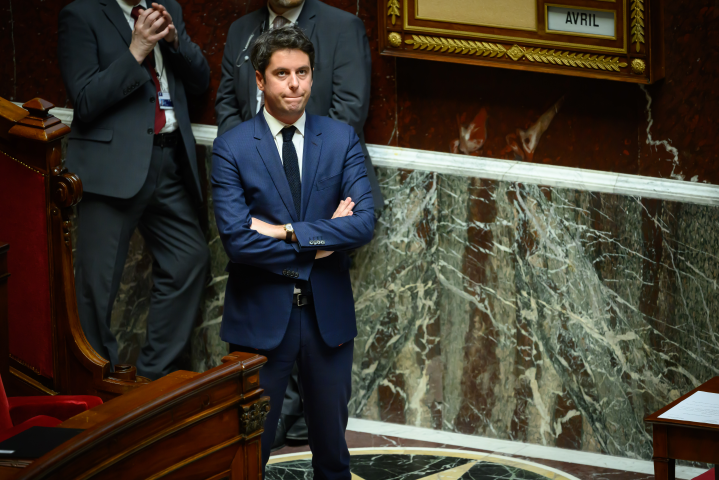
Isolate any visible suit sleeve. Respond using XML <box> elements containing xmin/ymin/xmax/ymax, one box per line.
<box><xmin>292</xmin><ymin>127</ymin><xmax>375</xmax><ymax>251</ymax></box>
<box><xmin>160</xmin><ymin>2</ymin><xmax>210</xmax><ymax>94</ymax></box>
<box><xmin>57</xmin><ymin>7</ymin><xmax>152</xmax><ymax>123</ymax></box>
<box><xmin>327</xmin><ymin>15</ymin><xmax>371</xmax><ymax>135</ymax></box>
<box><xmin>215</xmin><ymin>22</ymin><xmax>244</xmax><ymax>135</ymax></box>
<box><xmin>211</xmin><ymin>136</ymin><xmax>315</xmax><ymax>280</ymax></box>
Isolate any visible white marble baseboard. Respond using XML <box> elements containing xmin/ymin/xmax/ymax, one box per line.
<box><xmin>346</xmin><ymin>418</ymin><xmax>708</xmax><ymax>479</ymax></box>
<box><xmin>42</xmin><ymin>106</ymin><xmax>719</xmax><ymax>207</ymax></box>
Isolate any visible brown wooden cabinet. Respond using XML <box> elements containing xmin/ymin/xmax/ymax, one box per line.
<box><xmin>380</xmin><ymin>0</ymin><xmax>664</xmax><ymax>83</ymax></box>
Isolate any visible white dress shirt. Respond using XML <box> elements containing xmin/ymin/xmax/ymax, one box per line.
<box><xmin>116</xmin><ymin>0</ymin><xmax>178</xmax><ymax>133</ymax></box>
<box><xmin>263</xmin><ymin>107</ymin><xmax>305</xmax><ymax>293</ymax></box>
<box><xmin>256</xmin><ymin>2</ymin><xmax>306</xmax><ymax>114</ymax></box>
<box><xmin>263</xmin><ymin>108</ymin><xmax>305</xmax><ymax>181</ymax></box>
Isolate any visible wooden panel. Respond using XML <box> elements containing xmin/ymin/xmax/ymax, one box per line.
<box><xmin>10</xmin><ymin>352</ymin><xmax>269</xmax><ymax>480</ymax></box>
<box><xmin>380</xmin><ymin>0</ymin><xmax>664</xmax><ymax>83</ymax></box>
<box><xmin>0</xmin><ymin>96</ymin><xmax>150</xmax><ymax>399</ymax></box>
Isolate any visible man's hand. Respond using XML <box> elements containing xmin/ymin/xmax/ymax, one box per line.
<box><xmin>129</xmin><ymin>7</ymin><xmax>171</xmax><ymax>64</ymax></box>
<box><xmin>249</xmin><ymin>198</ymin><xmax>356</xmax><ymax>260</ymax></box>
<box><xmin>332</xmin><ymin>197</ymin><xmax>354</xmax><ymax>219</ymax></box>
<box><xmin>151</xmin><ymin>3</ymin><xmax>179</xmax><ymax>49</ymax></box>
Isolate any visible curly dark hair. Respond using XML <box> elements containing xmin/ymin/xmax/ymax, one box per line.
<box><xmin>251</xmin><ymin>24</ymin><xmax>315</xmax><ymax>77</ymax></box>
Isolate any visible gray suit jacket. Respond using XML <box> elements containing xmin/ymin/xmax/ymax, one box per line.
<box><xmin>214</xmin><ymin>0</ymin><xmax>384</xmax><ymax>213</ymax></box>
<box><xmin>58</xmin><ymin>0</ymin><xmax>210</xmax><ymax>203</ymax></box>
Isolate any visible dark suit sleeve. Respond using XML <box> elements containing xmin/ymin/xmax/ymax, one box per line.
<box><xmin>292</xmin><ymin>127</ymin><xmax>375</xmax><ymax>251</ymax></box>
<box><xmin>211</xmin><ymin>136</ymin><xmax>315</xmax><ymax>280</ymax></box>
<box><xmin>327</xmin><ymin>14</ymin><xmax>371</xmax><ymax>135</ymax></box>
<box><xmin>160</xmin><ymin>2</ymin><xmax>210</xmax><ymax>95</ymax></box>
<box><xmin>215</xmin><ymin>22</ymin><xmax>244</xmax><ymax>135</ymax></box>
<box><xmin>57</xmin><ymin>6</ymin><xmax>151</xmax><ymax>123</ymax></box>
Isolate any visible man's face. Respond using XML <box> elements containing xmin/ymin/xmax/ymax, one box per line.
<box><xmin>257</xmin><ymin>49</ymin><xmax>312</xmax><ymax>123</ymax></box>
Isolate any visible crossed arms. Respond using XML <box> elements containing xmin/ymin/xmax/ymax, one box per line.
<box><xmin>210</xmin><ymin>128</ymin><xmax>375</xmax><ymax>281</ymax></box>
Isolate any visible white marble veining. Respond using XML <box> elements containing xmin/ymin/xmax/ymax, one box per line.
<box><xmin>41</xmin><ymin>105</ymin><xmax>719</xmax><ymax>207</ymax></box>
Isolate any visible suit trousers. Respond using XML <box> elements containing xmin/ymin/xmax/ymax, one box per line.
<box><xmin>231</xmin><ymin>303</ymin><xmax>353</xmax><ymax>480</ymax></box>
<box><xmin>74</xmin><ymin>142</ymin><xmax>209</xmax><ymax>380</ymax></box>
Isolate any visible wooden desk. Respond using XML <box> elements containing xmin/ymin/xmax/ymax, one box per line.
<box><xmin>645</xmin><ymin>376</ymin><xmax>719</xmax><ymax>480</ymax></box>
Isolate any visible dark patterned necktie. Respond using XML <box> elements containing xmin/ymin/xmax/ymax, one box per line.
<box><xmin>272</xmin><ymin>16</ymin><xmax>290</xmax><ymax>29</ymax></box>
<box><xmin>281</xmin><ymin>127</ymin><xmax>302</xmax><ymax>218</ymax></box>
<box><xmin>130</xmin><ymin>6</ymin><xmax>166</xmax><ymax>134</ymax></box>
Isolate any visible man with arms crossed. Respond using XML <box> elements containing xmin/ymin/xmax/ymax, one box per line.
<box><xmin>58</xmin><ymin>0</ymin><xmax>210</xmax><ymax>379</ymax></box>
<box><xmin>216</xmin><ymin>0</ymin><xmax>383</xmax><ymax>445</ymax></box>
<box><xmin>212</xmin><ymin>25</ymin><xmax>375</xmax><ymax>479</ymax></box>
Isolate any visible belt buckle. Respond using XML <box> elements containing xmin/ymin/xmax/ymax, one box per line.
<box><xmin>296</xmin><ymin>294</ymin><xmax>302</xmax><ymax>307</ymax></box>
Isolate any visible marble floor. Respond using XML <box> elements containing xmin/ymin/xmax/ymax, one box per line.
<box><xmin>269</xmin><ymin>419</ymin><xmax>709</xmax><ymax>480</ymax></box>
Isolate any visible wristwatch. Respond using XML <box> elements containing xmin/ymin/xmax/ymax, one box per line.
<box><xmin>283</xmin><ymin>224</ymin><xmax>294</xmax><ymax>243</ymax></box>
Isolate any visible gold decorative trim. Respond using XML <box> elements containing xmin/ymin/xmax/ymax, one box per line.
<box><xmin>404</xmin><ymin>0</ymin><xmax>628</xmax><ymax>54</ymax></box>
<box><xmin>405</xmin><ymin>35</ymin><xmax>506</xmax><ymax>57</ymax></box>
<box><xmin>388</xmin><ymin>0</ymin><xmax>400</xmax><ymax>25</ymax></box>
<box><xmin>388</xmin><ymin>32</ymin><xmax>403</xmax><ymax>48</ymax></box>
<box><xmin>630</xmin><ymin>0</ymin><xmax>644</xmax><ymax>52</ymax></box>
<box><xmin>631</xmin><ymin>58</ymin><xmax>646</xmax><ymax>74</ymax></box>
<box><xmin>0</xmin><ymin>149</ymin><xmax>47</xmax><ymax>177</ymax></box>
<box><xmin>521</xmin><ymin>46</ymin><xmax>628</xmax><ymax>72</ymax></box>
<box><xmin>10</xmin><ymin>367</ymin><xmax>58</xmax><ymax>395</ymax></box>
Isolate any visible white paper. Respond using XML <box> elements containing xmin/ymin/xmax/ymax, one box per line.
<box><xmin>547</xmin><ymin>6</ymin><xmax>615</xmax><ymax>37</ymax></box>
<box><xmin>658</xmin><ymin>391</ymin><xmax>719</xmax><ymax>425</ymax></box>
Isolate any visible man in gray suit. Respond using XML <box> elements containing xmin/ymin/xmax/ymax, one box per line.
<box><xmin>214</xmin><ymin>0</ymin><xmax>383</xmax><ymax>449</ymax></box>
<box><xmin>58</xmin><ymin>0</ymin><xmax>210</xmax><ymax>380</ymax></box>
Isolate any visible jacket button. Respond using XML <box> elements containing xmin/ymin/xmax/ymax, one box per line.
<box><xmin>147</xmin><ymin>128</ymin><xmax>153</xmax><ymax>135</ymax></box>
<box><xmin>150</xmin><ymin>97</ymin><xmax>155</xmax><ymax>103</ymax></box>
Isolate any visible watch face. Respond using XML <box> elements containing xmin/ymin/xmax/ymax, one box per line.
<box><xmin>285</xmin><ymin>224</ymin><xmax>294</xmax><ymax>232</ymax></box>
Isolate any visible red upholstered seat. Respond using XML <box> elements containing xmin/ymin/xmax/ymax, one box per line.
<box><xmin>0</xmin><ymin>150</ymin><xmax>53</xmax><ymax>378</ymax></box>
<box><xmin>0</xmin><ymin>374</ymin><xmax>102</xmax><ymax>443</ymax></box>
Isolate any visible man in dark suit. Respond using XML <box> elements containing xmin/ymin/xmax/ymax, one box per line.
<box><xmin>215</xmin><ymin>0</ymin><xmax>383</xmax><ymax>216</ymax></box>
<box><xmin>58</xmin><ymin>0</ymin><xmax>210</xmax><ymax>380</ymax></box>
<box><xmin>212</xmin><ymin>25</ymin><xmax>375</xmax><ymax>478</ymax></box>
<box><xmin>215</xmin><ymin>0</ymin><xmax>383</xmax><ymax>446</ymax></box>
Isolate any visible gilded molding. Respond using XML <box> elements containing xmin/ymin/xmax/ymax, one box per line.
<box><xmin>630</xmin><ymin>0</ymin><xmax>645</xmax><ymax>52</ymax></box>
<box><xmin>240</xmin><ymin>398</ymin><xmax>271</xmax><ymax>436</ymax></box>
<box><xmin>388</xmin><ymin>0</ymin><xmax>400</xmax><ymax>25</ymax></box>
<box><xmin>388</xmin><ymin>32</ymin><xmax>403</xmax><ymax>48</ymax></box>
<box><xmin>631</xmin><ymin>58</ymin><xmax>646</xmax><ymax>74</ymax></box>
<box><xmin>405</xmin><ymin>35</ymin><xmax>506</xmax><ymax>57</ymax></box>
<box><xmin>521</xmin><ymin>47</ymin><xmax>628</xmax><ymax>72</ymax></box>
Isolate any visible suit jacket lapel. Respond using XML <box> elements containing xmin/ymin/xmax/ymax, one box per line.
<box><xmin>254</xmin><ymin>114</ymin><xmax>299</xmax><ymax>221</ymax></box>
<box><xmin>301</xmin><ymin>115</ymin><xmax>322</xmax><ymax>220</ymax></box>
<box><xmin>297</xmin><ymin>0</ymin><xmax>317</xmax><ymax>41</ymax></box>
<box><xmin>100</xmin><ymin>0</ymin><xmax>132</xmax><ymax>47</ymax></box>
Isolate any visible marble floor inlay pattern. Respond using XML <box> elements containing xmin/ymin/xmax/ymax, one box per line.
<box><xmin>267</xmin><ymin>449</ymin><xmax>580</xmax><ymax>480</ymax></box>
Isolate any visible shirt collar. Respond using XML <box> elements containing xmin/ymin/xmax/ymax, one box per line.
<box><xmin>263</xmin><ymin>108</ymin><xmax>306</xmax><ymax>139</ymax></box>
<box><xmin>116</xmin><ymin>0</ymin><xmax>147</xmax><ymax>17</ymax></box>
<box><xmin>267</xmin><ymin>1</ymin><xmax>304</xmax><ymax>27</ymax></box>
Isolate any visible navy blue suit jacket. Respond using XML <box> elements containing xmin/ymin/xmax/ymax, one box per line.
<box><xmin>211</xmin><ymin>112</ymin><xmax>376</xmax><ymax>349</ymax></box>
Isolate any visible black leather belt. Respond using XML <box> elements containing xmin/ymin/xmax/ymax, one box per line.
<box><xmin>293</xmin><ymin>293</ymin><xmax>312</xmax><ymax>307</ymax></box>
<box><xmin>153</xmin><ymin>130</ymin><xmax>179</xmax><ymax>148</ymax></box>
